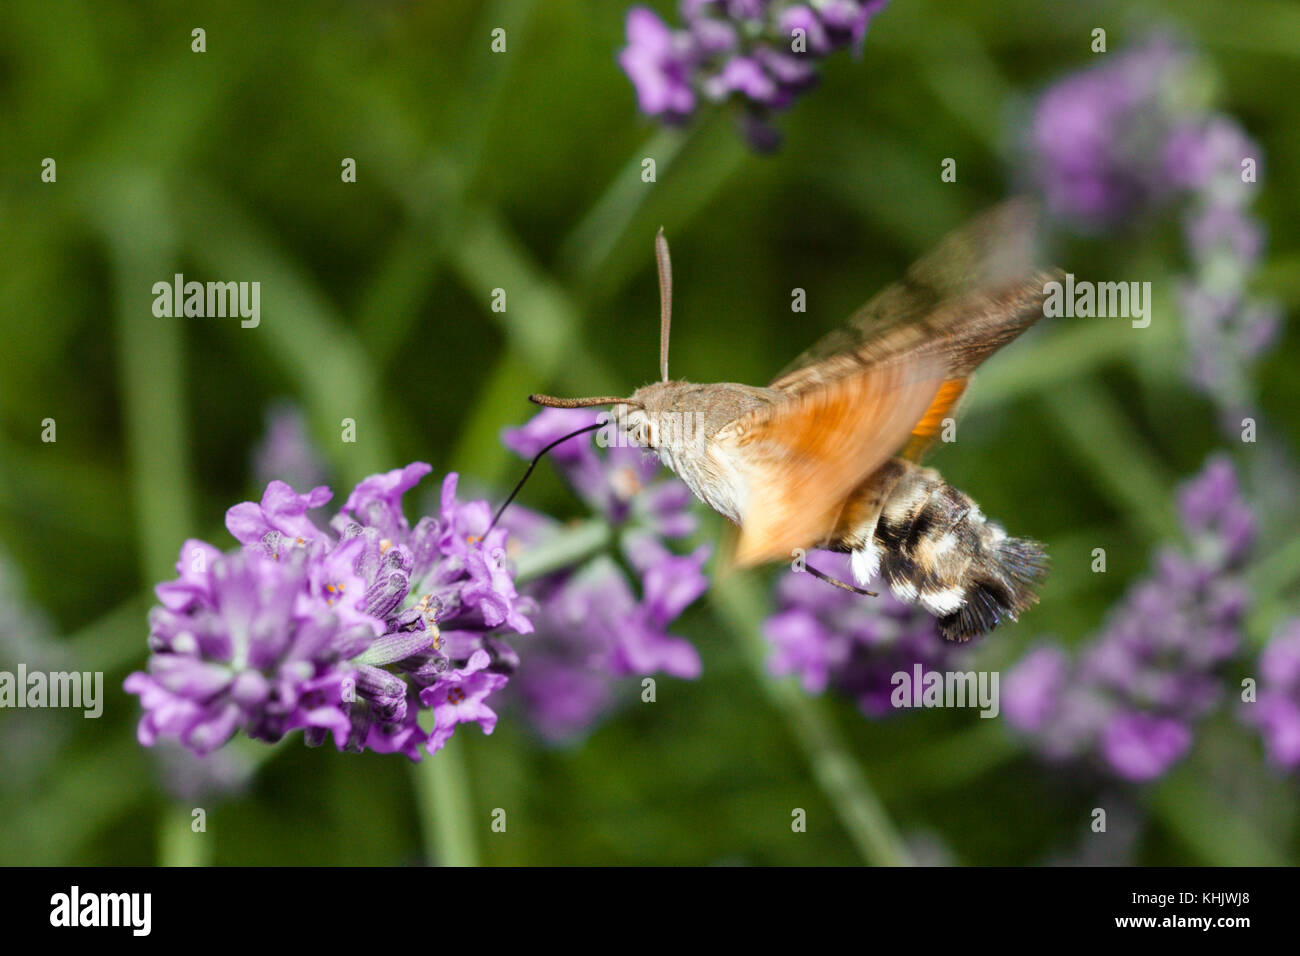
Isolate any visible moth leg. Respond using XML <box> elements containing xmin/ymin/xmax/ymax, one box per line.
<box><xmin>805</xmin><ymin>563</ymin><xmax>878</xmax><ymax>597</ymax></box>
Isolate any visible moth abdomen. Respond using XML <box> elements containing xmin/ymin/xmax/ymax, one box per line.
<box><xmin>936</xmin><ymin>536</ymin><xmax>1047</xmax><ymax>641</ymax></box>
<box><xmin>837</xmin><ymin>460</ymin><xmax>1047</xmax><ymax>642</ymax></box>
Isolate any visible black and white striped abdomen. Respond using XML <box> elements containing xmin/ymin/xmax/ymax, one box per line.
<box><xmin>840</xmin><ymin>460</ymin><xmax>1047</xmax><ymax>642</ymax></box>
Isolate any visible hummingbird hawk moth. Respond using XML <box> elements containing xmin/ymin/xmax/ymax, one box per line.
<box><xmin>530</xmin><ymin>200</ymin><xmax>1060</xmax><ymax>641</ymax></box>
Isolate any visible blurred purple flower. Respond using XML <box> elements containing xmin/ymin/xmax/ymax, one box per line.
<box><xmin>763</xmin><ymin>550</ymin><xmax>959</xmax><ymax>717</ymax></box>
<box><xmin>1004</xmin><ymin>455</ymin><xmax>1255</xmax><ymax>781</ymax></box>
<box><xmin>1243</xmin><ymin>620</ymin><xmax>1300</xmax><ymax>771</ymax></box>
<box><xmin>620</xmin><ymin>7</ymin><xmax>697</xmax><ymax>120</ymax></box>
<box><xmin>619</xmin><ymin>1</ymin><xmax>890</xmax><ymax>150</ymax></box>
<box><xmin>1100</xmin><ymin>713</ymin><xmax>1193</xmax><ymax>783</ymax></box>
<box><xmin>151</xmin><ymin>741</ymin><xmax>253</xmax><ymax>804</ymax></box>
<box><xmin>1001</xmin><ymin>646</ymin><xmax>1069</xmax><ymax>734</ymax></box>
<box><xmin>1024</xmin><ymin>36</ymin><xmax>1281</xmax><ymax>416</ymax></box>
<box><xmin>1165</xmin><ymin>116</ymin><xmax>1261</xmax><ymax>204</ymax></box>
<box><xmin>503</xmin><ymin>407</ymin><xmax>696</xmax><ymax>539</ymax></box>
<box><xmin>1177</xmin><ymin>452</ymin><xmax>1256</xmax><ymax>565</ymax></box>
<box><xmin>1172</xmin><ymin>116</ymin><xmax>1279</xmax><ymax>410</ymax></box>
<box><xmin>1027</xmin><ymin>35</ymin><xmax>1194</xmax><ymax>229</ymax></box>
<box><xmin>252</xmin><ymin>403</ymin><xmax>328</xmax><ymax>493</ymax></box>
<box><xmin>505</xmin><ymin>538</ymin><xmax>706</xmax><ymax>742</ymax></box>
<box><xmin>126</xmin><ymin>464</ymin><xmax>532</xmax><ymax>761</ymax></box>
<box><xmin>497</xmin><ymin>411</ymin><xmax>709</xmax><ymax>743</ymax></box>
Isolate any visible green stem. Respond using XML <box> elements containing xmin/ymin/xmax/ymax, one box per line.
<box><xmin>158</xmin><ymin>803</ymin><xmax>210</xmax><ymax>867</ymax></box>
<box><xmin>711</xmin><ymin>573</ymin><xmax>914</xmax><ymax>866</ymax></box>
<box><xmin>99</xmin><ymin>171</ymin><xmax>193</xmax><ymax>583</ymax></box>
<box><xmin>1246</xmin><ymin>535</ymin><xmax>1300</xmax><ymax>599</ymax></box>
<box><xmin>412</xmin><ymin>734</ymin><xmax>479</xmax><ymax>866</ymax></box>
<box><xmin>556</xmin><ymin>126</ymin><xmax>691</xmax><ymax>282</ymax></box>
<box><xmin>1152</xmin><ymin>769</ymin><xmax>1287</xmax><ymax>866</ymax></box>
<box><xmin>1040</xmin><ymin>380</ymin><xmax>1178</xmax><ymax>544</ymax></box>
<box><xmin>873</xmin><ymin>722</ymin><xmax>1020</xmax><ymax>800</ymax></box>
<box><xmin>513</xmin><ymin>518</ymin><xmax>612</xmax><ymax>584</ymax></box>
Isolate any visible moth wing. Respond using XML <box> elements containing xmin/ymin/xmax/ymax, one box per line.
<box><xmin>770</xmin><ymin>198</ymin><xmax>1057</xmax><ymax>397</ymax></box>
<box><xmin>899</xmin><ymin>376</ymin><xmax>967</xmax><ymax>462</ymax></box>
<box><xmin>723</xmin><ymin>357</ymin><xmax>946</xmax><ymax>566</ymax></box>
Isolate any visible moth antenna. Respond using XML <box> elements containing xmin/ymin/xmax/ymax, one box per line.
<box><xmin>655</xmin><ymin>227</ymin><xmax>672</xmax><ymax>383</ymax></box>
<box><xmin>529</xmin><ymin>394</ymin><xmax>641</xmax><ymax>409</ymax></box>
<box><xmin>488</xmin><ymin>422</ymin><xmax>604</xmax><ymax>532</ymax></box>
<box><xmin>805</xmin><ymin>563</ymin><xmax>878</xmax><ymax>598</ymax></box>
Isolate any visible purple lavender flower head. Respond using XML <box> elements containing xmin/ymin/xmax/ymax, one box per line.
<box><xmin>1167</xmin><ymin>115</ymin><xmax>1279</xmax><ymax>412</ymax></box>
<box><xmin>1024</xmin><ymin>36</ymin><xmax>1278</xmax><ymax>416</ymax></box>
<box><xmin>1165</xmin><ymin>116</ymin><xmax>1262</xmax><ymax>206</ymax></box>
<box><xmin>1100</xmin><ymin>712</ymin><xmax>1193</xmax><ymax>782</ymax></box>
<box><xmin>1004</xmin><ymin>455</ymin><xmax>1255</xmax><ymax>782</ymax></box>
<box><xmin>1177</xmin><ymin>452</ymin><xmax>1255</xmax><ymax>566</ymax></box>
<box><xmin>1002</xmin><ymin>645</ymin><xmax>1070</xmax><ymax>734</ymax></box>
<box><xmin>1027</xmin><ymin>35</ymin><xmax>1198</xmax><ymax>228</ymax></box>
<box><xmin>125</xmin><ymin>544</ymin><xmax>357</xmax><ymax>755</ymax></box>
<box><xmin>503</xmin><ymin>408</ymin><xmax>696</xmax><ymax>539</ymax></box>
<box><xmin>507</xmin><ymin>537</ymin><xmax>707</xmax><ymax>742</ymax></box>
<box><xmin>620</xmin><ymin>7</ymin><xmax>697</xmax><ymax>121</ymax></box>
<box><xmin>497</xmin><ymin>410</ymin><xmax>708</xmax><ymax>743</ymax></box>
<box><xmin>252</xmin><ymin>402</ymin><xmax>328</xmax><ymax>493</ymax></box>
<box><xmin>126</xmin><ymin>464</ymin><xmax>532</xmax><ymax>761</ymax></box>
<box><xmin>619</xmin><ymin>1</ymin><xmax>890</xmax><ymax>149</ymax></box>
<box><xmin>1244</xmin><ymin>620</ymin><xmax>1300</xmax><ymax>772</ymax></box>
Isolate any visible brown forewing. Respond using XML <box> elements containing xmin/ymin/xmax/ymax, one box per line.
<box><xmin>720</xmin><ymin>357</ymin><xmax>946</xmax><ymax>566</ymax></box>
<box><xmin>770</xmin><ymin>199</ymin><xmax>1059</xmax><ymax>398</ymax></box>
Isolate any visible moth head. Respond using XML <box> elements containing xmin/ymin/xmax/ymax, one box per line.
<box><xmin>527</xmin><ymin>384</ymin><xmax>683</xmax><ymax>451</ymax></box>
<box><xmin>612</xmin><ymin>381</ymin><xmax>698</xmax><ymax>451</ymax></box>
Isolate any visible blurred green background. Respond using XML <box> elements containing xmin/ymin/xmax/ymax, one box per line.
<box><xmin>1</xmin><ymin>0</ymin><xmax>1298</xmax><ymax>865</ymax></box>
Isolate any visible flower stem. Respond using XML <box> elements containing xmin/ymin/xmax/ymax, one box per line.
<box><xmin>513</xmin><ymin>518</ymin><xmax>612</xmax><ymax>585</ymax></box>
<box><xmin>158</xmin><ymin>803</ymin><xmax>210</xmax><ymax>867</ymax></box>
<box><xmin>99</xmin><ymin>171</ymin><xmax>193</xmax><ymax>583</ymax></box>
<box><xmin>412</xmin><ymin>734</ymin><xmax>479</xmax><ymax>867</ymax></box>
<box><xmin>711</xmin><ymin>573</ymin><xmax>914</xmax><ymax>866</ymax></box>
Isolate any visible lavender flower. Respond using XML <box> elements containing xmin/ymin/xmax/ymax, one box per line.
<box><xmin>1026</xmin><ymin>35</ymin><xmax>1197</xmax><ymax>229</ymax></box>
<box><xmin>497</xmin><ymin>410</ymin><xmax>708</xmax><ymax>742</ymax></box>
<box><xmin>151</xmin><ymin>741</ymin><xmax>253</xmax><ymax>804</ymax></box>
<box><xmin>1243</xmin><ymin>620</ymin><xmax>1300</xmax><ymax>772</ymax></box>
<box><xmin>1165</xmin><ymin>116</ymin><xmax>1263</xmax><ymax>207</ymax></box>
<box><xmin>1004</xmin><ymin>455</ymin><xmax>1254</xmax><ymax>781</ymax></box>
<box><xmin>763</xmin><ymin>550</ymin><xmax>959</xmax><ymax>717</ymax></box>
<box><xmin>503</xmin><ymin>407</ymin><xmax>696</xmax><ymax>539</ymax></box>
<box><xmin>620</xmin><ymin>7</ymin><xmax>697</xmax><ymax>120</ymax></box>
<box><xmin>1171</xmin><ymin>119</ymin><xmax>1280</xmax><ymax>410</ymax></box>
<box><xmin>1024</xmin><ymin>35</ymin><xmax>1281</xmax><ymax>416</ymax></box>
<box><xmin>619</xmin><ymin>1</ymin><xmax>889</xmax><ymax>149</ymax></box>
<box><xmin>422</xmin><ymin>650</ymin><xmax>508</xmax><ymax>753</ymax></box>
<box><xmin>252</xmin><ymin>402</ymin><xmax>328</xmax><ymax>493</ymax></box>
<box><xmin>126</xmin><ymin>464</ymin><xmax>532</xmax><ymax>761</ymax></box>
